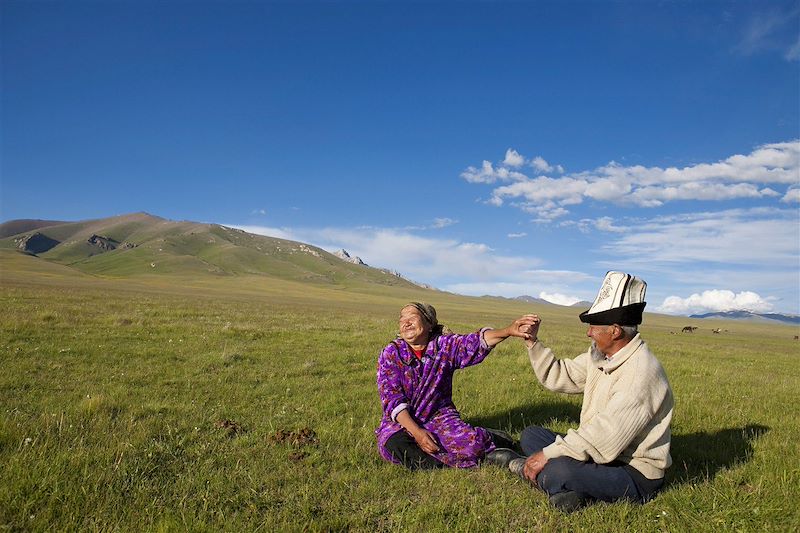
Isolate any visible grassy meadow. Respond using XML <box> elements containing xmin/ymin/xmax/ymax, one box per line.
<box><xmin>1</xmin><ymin>250</ymin><xmax>799</xmax><ymax>532</ymax></box>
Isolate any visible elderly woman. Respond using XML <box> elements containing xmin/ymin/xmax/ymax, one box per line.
<box><xmin>375</xmin><ymin>302</ymin><xmax>537</xmax><ymax>470</ymax></box>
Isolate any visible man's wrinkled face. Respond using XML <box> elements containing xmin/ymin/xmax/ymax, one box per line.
<box><xmin>399</xmin><ymin>306</ymin><xmax>430</xmax><ymax>345</ymax></box>
<box><xmin>587</xmin><ymin>324</ymin><xmax>615</xmax><ymax>356</ymax></box>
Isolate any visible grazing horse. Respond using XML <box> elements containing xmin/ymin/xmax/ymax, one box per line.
<box><xmin>712</xmin><ymin>328</ymin><xmax>721</xmax><ymax>334</ymax></box>
<box><xmin>681</xmin><ymin>326</ymin><xmax>697</xmax><ymax>333</ymax></box>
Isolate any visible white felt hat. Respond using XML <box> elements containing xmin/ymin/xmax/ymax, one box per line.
<box><xmin>579</xmin><ymin>271</ymin><xmax>647</xmax><ymax>325</ymax></box>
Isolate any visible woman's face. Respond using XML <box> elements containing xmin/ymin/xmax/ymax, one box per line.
<box><xmin>399</xmin><ymin>306</ymin><xmax>430</xmax><ymax>346</ymax></box>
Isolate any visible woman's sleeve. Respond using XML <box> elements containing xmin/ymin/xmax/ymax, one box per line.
<box><xmin>448</xmin><ymin>328</ymin><xmax>493</xmax><ymax>369</ymax></box>
<box><xmin>376</xmin><ymin>343</ymin><xmax>411</xmax><ymax>421</ymax></box>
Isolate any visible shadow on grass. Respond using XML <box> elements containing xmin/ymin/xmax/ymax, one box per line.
<box><xmin>470</xmin><ymin>406</ymin><xmax>769</xmax><ymax>487</ymax></box>
<box><xmin>466</xmin><ymin>401</ymin><xmax>581</xmax><ymax>435</ymax></box>
<box><xmin>667</xmin><ymin>424</ymin><xmax>769</xmax><ymax>487</ymax></box>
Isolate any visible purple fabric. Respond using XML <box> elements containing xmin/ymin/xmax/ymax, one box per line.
<box><xmin>375</xmin><ymin>330</ymin><xmax>496</xmax><ymax>468</ymax></box>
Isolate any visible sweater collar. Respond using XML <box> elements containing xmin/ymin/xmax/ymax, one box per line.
<box><xmin>594</xmin><ymin>333</ymin><xmax>644</xmax><ymax>373</ymax></box>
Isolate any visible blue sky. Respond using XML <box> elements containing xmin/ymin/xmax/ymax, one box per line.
<box><xmin>2</xmin><ymin>1</ymin><xmax>799</xmax><ymax>315</ymax></box>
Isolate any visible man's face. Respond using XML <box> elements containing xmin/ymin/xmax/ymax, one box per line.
<box><xmin>586</xmin><ymin>324</ymin><xmax>616</xmax><ymax>355</ymax></box>
<box><xmin>399</xmin><ymin>306</ymin><xmax>430</xmax><ymax>346</ymax></box>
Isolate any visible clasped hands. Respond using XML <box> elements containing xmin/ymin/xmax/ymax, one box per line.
<box><xmin>506</xmin><ymin>314</ymin><xmax>541</xmax><ymax>342</ymax></box>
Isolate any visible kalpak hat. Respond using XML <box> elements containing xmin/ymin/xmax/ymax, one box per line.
<box><xmin>579</xmin><ymin>271</ymin><xmax>647</xmax><ymax>325</ymax></box>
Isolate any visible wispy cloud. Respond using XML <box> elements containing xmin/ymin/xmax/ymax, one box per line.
<box><xmin>230</xmin><ymin>224</ymin><xmax>293</xmax><ymax>240</ymax></box>
<box><xmin>228</xmin><ymin>223</ymin><xmax>594</xmax><ymax>299</ymax></box>
<box><xmin>786</xmin><ymin>35</ymin><xmax>800</xmax><ymax>61</ymax></box>
<box><xmin>464</xmin><ymin>140</ymin><xmax>800</xmax><ymax>220</ymax></box>
<box><xmin>432</xmin><ymin>217</ymin><xmax>457</xmax><ymax>229</ymax></box>
<box><xmin>735</xmin><ymin>6</ymin><xmax>800</xmax><ymax>62</ymax></box>
<box><xmin>403</xmin><ymin>218</ymin><xmax>459</xmax><ymax>231</ymax></box>
<box><xmin>507</xmin><ymin>232</ymin><xmax>527</xmax><ymax>238</ymax></box>
<box><xmin>251</xmin><ymin>208</ymin><xmax>267</xmax><ymax>215</ymax></box>
<box><xmin>601</xmin><ymin>207</ymin><xmax>798</xmax><ymax>267</ymax></box>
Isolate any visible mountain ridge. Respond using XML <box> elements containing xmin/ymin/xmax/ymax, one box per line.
<box><xmin>0</xmin><ymin>212</ymin><xmax>427</xmax><ymax>291</ymax></box>
<box><xmin>689</xmin><ymin>310</ymin><xmax>800</xmax><ymax>325</ymax></box>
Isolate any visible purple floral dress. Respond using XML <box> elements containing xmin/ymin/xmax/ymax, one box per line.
<box><xmin>375</xmin><ymin>329</ymin><xmax>496</xmax><ymax>468</ymax></box>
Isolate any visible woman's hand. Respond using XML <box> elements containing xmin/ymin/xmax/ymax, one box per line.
<box><xmin>396</xmin><ymin>410</ymin><xmax>440</xmax><ymax>454</ymax></box>
<box><xmin>483</xmin><ymin>314</ymin><xmax>541</xmax><ymax>347</ymax></box>
<box><xmin>412</xmin><ymin>428</ymin><xmax>440</xmax><ymax>454</ymax></box>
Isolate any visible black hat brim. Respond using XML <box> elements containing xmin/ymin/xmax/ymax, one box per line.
<box><xmin>579</xmin><ymin>302</ymin><xmax>646</xmax><ymax>325</ymax></box>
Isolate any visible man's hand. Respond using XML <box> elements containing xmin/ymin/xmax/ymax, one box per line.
<box><xmin>523</xmin><ymin>451</ymin><xmax>548</xmax><ymax>485</ymax></box>
<box><xmin>484</xmin><ymin>314</ymin><xmax>541</xmax><ymax>347</ymax></box>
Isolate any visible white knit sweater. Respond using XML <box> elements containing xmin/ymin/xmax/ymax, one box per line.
<box><xmin>528</xmin><ymin>334</ymin><xmax>674</xmax><ymax>480</ymax></box>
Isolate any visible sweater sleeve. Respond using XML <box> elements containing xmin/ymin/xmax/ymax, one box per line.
<box><xmin>542</xmin><ymin>356</ymin><xmax>666</xmax><ymax>465</ymax></box>
<box><xmin>376</xmin><ymin>343</ymin><xmax>410</xmax><ymax>421</ymax></box>
<box><xmin>527</xmin><ymin>341</ymin><xmax>588</xmax><ymax>394</ymax></box>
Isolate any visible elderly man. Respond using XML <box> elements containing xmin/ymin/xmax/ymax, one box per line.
<box><xmin>489</xmin><ymin>271</ymin><xmax>674</xmax><ymax>512</ymax></box>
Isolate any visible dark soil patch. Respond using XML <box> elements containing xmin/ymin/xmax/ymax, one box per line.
<box><xmin>215</xmin><ymin>418</ymin><xmax>246</xmax><ymax>437</ymax></box>
<box><xmin>267</xmin><ymin>427</ymin><xmax>318</xmax><ymax>447</ymax></box>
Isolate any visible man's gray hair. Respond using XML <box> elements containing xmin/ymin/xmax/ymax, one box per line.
<box><xmin>620</xmin><ymin>325</ymin><xmax>638</xmax><ymax>338</ymax></box>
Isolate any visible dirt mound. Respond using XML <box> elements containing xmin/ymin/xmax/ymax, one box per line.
<box><xmin>215</xmin><ymin>418</ymin><xmax>246</xmax><ymax>437</ymax></box>
<box><xmin>267</xmin><ymin>427</ymin><xmax>318</xmax><ymax>447</ymax></box>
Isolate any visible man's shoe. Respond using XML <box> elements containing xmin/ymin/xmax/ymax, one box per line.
<box><xmin>484</xmin><ymin>448</ymin><xmax>524</xmax><ymax>468</ymax></box>
<box><xmin>484</xmin><ymin>428</ymin><xmax>516</xmax><ymax>449</ymax></box>
<box><xmin>548</xmin><ymin>491</ymin><xmax>589</xmax><ymax>513</ymax></box>
<box><xmin>508</xmin><ymin>457</ymin><xmax>526</xmax><ymax>478</ymax></box>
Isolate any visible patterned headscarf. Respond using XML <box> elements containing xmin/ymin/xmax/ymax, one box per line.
<box><xmin>405</xmin><ymin>302</ymin><xmax>446</xmax><ymax>337</ymax></box>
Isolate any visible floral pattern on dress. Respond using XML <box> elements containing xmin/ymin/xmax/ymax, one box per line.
<box><xmin>375</xmin><ymin>330</ymin><xmax>496</xmax><ymax>468</ymax></box>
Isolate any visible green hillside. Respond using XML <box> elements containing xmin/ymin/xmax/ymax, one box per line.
<box><xmin>0</xmin><ymin>212</ymin><xmax>423</xmax><ymax>292</ymax></box>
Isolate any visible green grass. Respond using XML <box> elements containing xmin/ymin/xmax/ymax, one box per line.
<box><xmin>1</xmin><ymin>252</ymin><xmax>799</xmax><ymax>532</ymax></box>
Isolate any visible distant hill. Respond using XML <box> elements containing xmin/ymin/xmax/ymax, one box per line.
<box><xmin>0</xmin><ymin>219</ymin><xmax>69</xmax><ymax>239</ymax></box>
<box><xmin>512</xmin><ymin>295</ymin><xmax>550</xmax><ymax>305</ymax></box>
<box><xmin>0</xmin><ymin>212</ymin><xmax>428</xmax><ymax>291</ymax></box>
<box><xmin>690</xmin><ymin>310</ymin><xmax>800</xmax><ymax>325</ymax></box>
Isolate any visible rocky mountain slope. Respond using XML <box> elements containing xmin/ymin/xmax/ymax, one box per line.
<box><xmin>0</xmin><ymin>212</ymin><xmax>427</xmax><ymax>290</ymax></box>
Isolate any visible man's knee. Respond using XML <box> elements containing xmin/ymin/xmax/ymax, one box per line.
<box><xmin>537</xmin><ymin>457</ymin><xmax>576</xmax><ymax>494</ymax></box>
<box><xmin>520</xmin><ymin>426</ymin><xmax>557</xmax><ymax>454</ymax></box>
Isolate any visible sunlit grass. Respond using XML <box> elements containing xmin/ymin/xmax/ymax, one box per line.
<box><xmin>1</xmin><ymin>257</ymin><xmax>798</xmax><ymax>531</ymax></box>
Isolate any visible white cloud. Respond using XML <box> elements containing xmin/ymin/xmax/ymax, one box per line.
<box><xmin>531</xmin><ymin>156</ymin><xmax>564</xmax><ymax>174</ymax></box>
<box><xmin>492</xmin><ymin>176</ymin><xmax>588</xmax><ymax>205</ymax></box>
<box><xmin>782</xmin><ymin>186</ymin><xmax>800</xmax><ymax>203</ymax></box>
<box><xmin>229</xmin><ymin>223</ymin><xmax>600</xmax><ymax>301</ymax></box>
<box><xmin>507</xmin><ymin>232</ymin><xmax>527</xmax><ymax>238</ymax></box>
<box><xmin>539</xmin><ymin>292</ymin><xmax>582</xmax><ymax>306</ymax></box>
<box><xmin>251</xmin><ymin>209</ymin><xmax>267</xmax><ymax>215</ymax></box>
<box><xmin>443</xmin><ymin>271</ymin><xmax>591</xmax><ymax>299</ymax></box>
<box><xmin>531</xmin><ymin>156</ymin><xmax>551</xmax><ymax>173</ymax></box>
<box><xmin>460</xmin><ymin>160</ymin><xmax>528</xmax><ymax>184</ymax></box>
<box><xmin>463</xmin><ymin>140</ymin><xmax>800</xmax><ymax>219</ymax></box>
<box><xmin>656</xmin><ymin>290</ymin><xmax>774</xmax><ymax>315</ymax></box>
<box><xmin>503</xmin><ymin>148</ymin><xmax>525</xmax><ymax>167</ymax></box>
